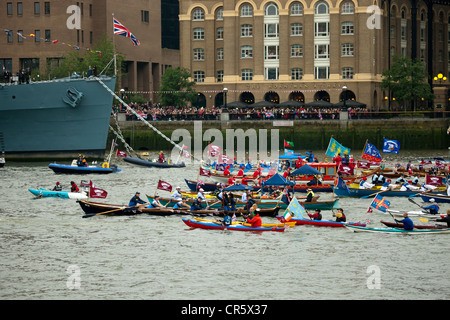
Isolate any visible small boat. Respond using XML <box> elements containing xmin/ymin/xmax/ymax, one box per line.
<box><xmin>182</xmin><ymin>218</ymin><xmax>285</xmax><ymax>232</ymax></box>
<box><xmin>386</xmin><ymin>209</ymin><xmax>444</xmax><ymax>219</ymax></box>
<box><xmin>123</xmin><ymin>156</ymin><xmax>185</xmax><ymax>168</ymax></box>
<box><xmin>193</xmin><ymin>217</ymin><xmax>296</xmax><ymax>228</ymax></box>
<box><xmin>380</xmin><ymin>221</ymin><xmax>449</xmax><ymax>230</ymax></box>
<box><xmin>49</xmin><ymin>161</ymin><xmax>120</xmax><ymax>174</ymax></box>
<box><xmin>419</xmin><ymin>193</ymin><xmax>450</xmax><ymax>203</ymax></box>
<box><xmin>276</xmin><ymin>216</ymin><xmax>366</xmax><ymax>228</ymax></box>
<box><xmin>333</xmin><ymin>184</ymin><xmax>444</xmax><ymax>198</ymax></box>
<box><xmin>344</xmin><ymin>224</ymin><xmax>450</xmax><ymax>234</ymax></box>
<box><xmin>29</xmin><ymin>188</ymin><xmax>88</xmax><ymax>200</ymax></box>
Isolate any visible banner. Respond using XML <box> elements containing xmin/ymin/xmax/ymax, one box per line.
<box><xmin>325</xmin><ymin>137</ymin><xmax>351</xmax><ymax>157</ymax></box>
<box><xmin>369</xmin><ymin>194</ymin><xmax>391</xmax><ymax>213</ymax></box>
<box><xmin>284</xmin><ymin>140</ymin><xmax>294</xmax><ymax>148</ymax></box>
<box><xmin>382</xmin><ymin>139</ymin><xmax>400</xmax><ymax>154</ymax></box>
<box><xmin>89</xmin><ymin>180</ymin><xmax>108</xmax><ymax>199</ymax></box>
<box><xmin>199</xmin><ymin>167</ymin><xmax>211</xmax><ymax>177</ymax></box>
<box><xmin>426</xmin><ymin>175</ymin><xmax>443</xmax><ymax>186</ymax></box>
<box><xmin>116</xmin><ymin>150</ymin><xmax>127</xmax><ymax>157</ymax></box>
<box><xmin>157</xmin><ymin>180</ymin><xmax>172</xmax><ymax>192</ymax></box>
<box><xmin>362</xmin><ymin>142</ymin><xmax>382</xmax><ymax>162</ymax></box>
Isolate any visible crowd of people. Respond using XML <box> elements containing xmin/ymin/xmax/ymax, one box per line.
<box><xmin>113</xmin><ymin>102</ymin><xmax>367</xmax><ymax>121</ymax></box>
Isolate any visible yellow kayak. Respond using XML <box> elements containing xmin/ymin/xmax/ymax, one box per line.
<box><xmin>193</xmin><ymin>217</ymin><xmax>296</xmax><ymax>228</ymax></box>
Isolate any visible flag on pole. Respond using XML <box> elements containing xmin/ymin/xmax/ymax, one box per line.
<box><xmin>362</xmin><ymin>142</ymin><xmax>382</xmax><ymax>162</ymax></box>
<box><xmin>157</xmin><ymin>180</ymin><xmax>172</xmax><ymax>192</ymax></box>
<box><xmin>284</xmin><ymin>140</ymin><xmax>294</xmax><ymax>148</ymax></box>
<box><xmin>335</xmin><ymin>177</ymin><xmax>351</xmax><ymax>195</ymax></box>
<box><xmin>89</xmin><ymin>180</ymin><xmax>108</xmax><ymax>199</ymax></box>
<box><xmin>325</xmin><ymin>137</ymin><xmax>351</xmax><ymax>157</ymax></box>
<box><xmin>113</xmin><ymin>17</ymin><xmax>140</xmax><ymax>46</ymax></box>
<box><xmin>116</xmin><ymin>149</ymin><xmax>127</xmax><ymax>157</ymax></box>
<box><xmin>382</xmin><ymin>139</ymin><xmax>400</xmax><ymax>154</ymax></box>
<box><xmin>199</xmin><ymin>167</ymin><xmax>211</xmax><ymax>177</ymax></box>
<box><xmin>369</xmin><ymin>194</ymin><xmax>391</xmax><ymax>213</ymax></box>
<box><xmin>284</xmin><ymin>197</ymin><xmax>307</xmax><ymax>220</ymax></box>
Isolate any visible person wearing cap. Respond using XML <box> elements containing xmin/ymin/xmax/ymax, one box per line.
<box><xmin>333</xmin><ymin>208</ymin><xmax>346</xmax><ymax>222</ymax></box>
<box><xmin>434</xmin><ymin>209</ymin><xmax>450</xmax><ymax>227</ymax></box>
<box><xmin>394</xmin><ymin>212</ymin><xmax>414</xmax><ymax>230</ymax></box>
<box><xmin>53</xmin><ymin>182</ymin><xmax>62</xmax><ymax>191</ymax></box>
<box><xmin>308</xmin><ymin>209</ymin><xmax>322</xmax><ymax>220</ymax></box>
<box><xmin>197</xmin><ymin>188</ymin><xmax>206</xmax><ymax>202</ymax></box>
<box><xmin>306</xmin><ymin>188</ymin><xmax>315</xmax><ymax>202</ymax></box>
<box><xmin>171</xmin><ymin>186</ymin><xmax>182</xmax><ymax>201</ymax></box>
<box><xmin>158</xmin><ymin>151</ymin><xmax>165</xmax><ymax>163</ymax></box>
<box><xmin>128</xmin><ymin>192</ymin><xmax>147</xmax><ymax>207</ymax></box>
<box><xmin>421</xmin><ymin>198</ymin><xmax>440</xmax><ymax>215</ymax></box>
<box><xmin>245</xmin><ymin>210</ymin><xmax>262</xmax><ymax>228</ymax></box>
<box><xmin>148</xmin><ymin>195</ymin><xmax>163</xmax><ymax>208</ymax></box>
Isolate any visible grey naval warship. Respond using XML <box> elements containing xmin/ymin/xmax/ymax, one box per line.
<box><xmin>0</xmin><ymin>75</ymin><xmax>116</xmax><ymax>160</ymax></box>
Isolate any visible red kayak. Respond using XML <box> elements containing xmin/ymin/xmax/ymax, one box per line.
<box><xmin>182</xmin><ymin>218</ymin><xmax>285</xmax><ymax>232</ymax></box>
<box><xmin>380</xmin><ymin>221</ymin><xmax>448</xmax><ymax>230</ymax></box>
<box><xmin>276</xmin><ymin>216</ymin><xmax>366</xmax><ymax>228</ymax></box>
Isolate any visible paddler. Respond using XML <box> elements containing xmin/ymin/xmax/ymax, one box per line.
<box><xmin>433</xmin><ymin>209</ymin><xmax>450</xmax><ymax>227</ymax></box>
<box><xmin>148</xmin><ymin>195</ymin><xmax>164</xmax><ymax>208</ymax></box>
<box><xmin>171</xmin><ymin>186</ymin><xmax>183</xmax><ymax>201</ymax></box>
<box><xmin>53</xmin><ymin>181</ymin><xmax>62</xmax><ymax>191</ymax></box>
<box><xmin>128</xmin><ymin>192</ymin><xmax>147</xmax><ymax>207</ymax></box>
<box><xmin>394</xmin><ymin>212</ymin><xmax>414</xmax><ymax>231</ymax></box>
<box><xmin>244</xmin><ymin>210</ymin><xmax>262</xmax><ymax>228</ymax></box>
<box><xmin>70</xmin><ymin>181</ymin><xmax>79</xmax><ymax>192</ymax></box>
<box><xmin>421</xmin><ymin>198</ymin><xmax>440</xmax><ymax>215</ymax></box>
<box><xmin>333</xmin><ymin>208</ymin><xmax>346</xmax><ymax>222</ymax></box>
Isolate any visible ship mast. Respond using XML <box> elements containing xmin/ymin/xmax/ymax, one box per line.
<box><xmin>112</xmin><ymin>13</ymin><xmax>117</xmax><ymax>76</ymax></box>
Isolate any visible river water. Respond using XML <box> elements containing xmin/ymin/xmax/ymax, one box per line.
<box><xmin>1</xmin><ymin>149</ymin><xmax>449</xmax><ymax>302</ymax></box>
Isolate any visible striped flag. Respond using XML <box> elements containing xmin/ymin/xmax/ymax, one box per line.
<box><xmin>113</xmin><ymin>17</ymin><xmax>140</xmax><ymax>46</ymax></box>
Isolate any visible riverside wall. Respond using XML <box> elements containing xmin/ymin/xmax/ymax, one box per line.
<box><xmin>110</xmin><ymin>116</ymin><xmax>450</xmax><ymax>152</ymax></box>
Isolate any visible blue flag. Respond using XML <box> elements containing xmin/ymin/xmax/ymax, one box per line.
<box><xmin>362</xmin><ymin>142</ymin><xmax>382</xmax><ymax>162</ymax></box>
<box><xmin>370</xmin><ymin>194</ymin><xmax>391</xmax><ymax>213</ymax></box>
<box><xmin>334</xmin><ymin>177</ymin><xmax>350</xmax><ymax>195</ymax></box>
<box><xmin>325</xmin><ymin>137</ymin><xmax>351</xmax><ymax>158</ymax></box>
<box><xmin>382</xmin><ymin>139</ymin><xmax>400</xmax><ymax>154</ymax></box>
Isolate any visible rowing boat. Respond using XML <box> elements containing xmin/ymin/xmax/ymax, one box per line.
<box><xmin>48</xmin><ymin>163</ymin><xmax>120</xmax><ymax>174</ymax></box>
<box><xmin>333</xmin><ymin>184</ymin><xmax>444</xmax><ymax>198</ymax></box>
<box><xmin>380</xmin><ymin>221</ymin><xmax>449</xmax><ymax>230</ymax></box>
<box><xmin>344</xmin><ymin>224</ymin><xmax>450</xmax><ymax>234</ymax></box>
<box><xmin>182</xmin><ymin>218</ymin><xmax>285</xmax><ymax>232</ymax></box>
<box><xmin>193</xmin><ymin>217</ymin><xmax>296</xmax><ymax>228</ymax></box>
<box><xmin>275</xmin><ymin>216</ymin><xmax>366</xmax><ymax>228</ymax></box>
<box><xmin>123</xmin><ymin>156</ymin><xmax>185</xmax><ymax>168</ymax></box>
<box><xmin>419</xmin><ymin>193</ymin><xmax>450</xmax><ymax>203</ymax></box>
<box><xmin>29</xmin><ymin>188</ymin><xmax>88</xmax><ymax>200</ymax></box>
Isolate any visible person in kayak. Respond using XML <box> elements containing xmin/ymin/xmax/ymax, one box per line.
<box><xmin>173</xmin><ymin>197</ymin><xmax>190</xmax><ymax>209</ymax></box>
<box><xmin>433</xmin><ymin>209</ymin><xmax>450</xmax><ymax>227</ymax></box>
<box><xmin>308</xmin><ymin>209</ymin><xmax>322</xmax><ymax>220</ymax></box>
<box><xmin>421</xmin><ymin>198</ymin><xmax>440</xmax><ymax>214</ymax></box>
<box><xmin>245</xmin><ymin>211</ymin><xmax>262</xmax><ymax>228</ymax></box>
<box><xmin>129</xmin><ymin>192</ymin><xmax>147</xmax><ymax>207</ymax></box>
<box><xmin>70</xmin><ymin>181</ymin><xmax>79</xmax><ymax>192</ymax></box>
<box><xmin>395</xmin><ymin>212</ymin><xmax>414</xmax><ymax>230</ymax></box>
<box><xmin>53</xmin><ymin>182</ymin><xmax>62</xmax><ymax>191</ymax></box>
<box><xmin>220</xmin><ymin>212</ymin><xmax>233</xmax><ymax>227</ymax></box>
<box><xmin>334</xmin><ymin>208</ymin><xmax>346</xmax><ymax>222</ymax></box>
<box><xmin>148</xmin><ymin>195</ymin><xmax>164</xmax><ymax>208</ymax></box>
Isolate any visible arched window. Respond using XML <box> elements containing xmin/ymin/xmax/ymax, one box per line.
<box><xmin>290</xmin><ymin>2</ymin><xmax>303</xmax><ymax>16</ymax></box>
<box><xmin>216</xmin><ymin>7</ymin><xmax>223</xmax><ymax>20</ymax></box>
<box><xmin>315</xmin><ymin>1</ymin><xmax>329</xmax><ymax>15</ymax></box>
<box><xmin>240</xmin><ymin>4</ymin><xmax>253</xmax><ymax>17</ymax></box>
<box><xmin>341</xmin><ymin>1</ymin><xmax>354</xmax><ymax>14</ymax></box>
<box><xmin>192</xmin><ymin>8</ymin><xmax>204</xmax><ymax>20</ymax></box>
<box><xmin>265</xmin><ymin>2</ymin><xmax>279</xmax><ymax>16</ymax></box>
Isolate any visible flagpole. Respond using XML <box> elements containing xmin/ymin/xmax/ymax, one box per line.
<box><xmin>361</xmin><ymin>139</ymin><xmax>368</xmax><ymax>160</ymax></box>
<box><xmin>112</xmin><ymin>13</ymin><xmax>117</xmax><ymax>76</ymax></box>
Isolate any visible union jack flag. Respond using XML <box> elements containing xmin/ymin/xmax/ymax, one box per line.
<box><xmin>113</xmin><ymin>17</ymin><xmax>140</xmax><ymax>46</ymax></box>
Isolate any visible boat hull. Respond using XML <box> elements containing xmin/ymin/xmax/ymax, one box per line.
<box><xmin>123</xmin><ymin>156</ymin><xmax>185</xmax><ymax>168</ymax></box>
<box><xmin>419</xmin><ymin>193</ymin><xmax>450</xmax><ymax>203</ymax></box>
<box><xmin>380</xmin><ymin>221</ymin><xmax>448</xmax><ymax>230</ymax></box>
<box><xmin>48</xmin><ymin>163</ymin><xmax>120</xmax><ymax>174</ymax></box>
<box><xmin>276</xmin><ymin>216</ymin><xmax>366</xmax><ymax>228</ymax></box>
<box><xmin>0</xmin><ymin>76</ymin><xmax>116</xmax><ymax>160</ymax></box>
<box><xmin>344</xmin><ymin>225</ymin><xmax>450</xmax><ymax>234</ymax></box>
<box><xmin>28</xmin><ymin>188</ymin><xmax>88</xmax><ymax>200</ymax></box>
<box><xmin>182</xmin><ymin>218</ymin><xmax>285</xmax><ymax>232</ymax></box>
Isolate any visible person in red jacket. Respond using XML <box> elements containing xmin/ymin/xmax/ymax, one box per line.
<box><xmin>70</xmin><ymin>181</ymin><xmax>79</xmax><ymax>192</ymax></box>
<box><xmin>245</xmin><ymin>210</ymin><xmax>262</xmax><ymax>228</ymax></box>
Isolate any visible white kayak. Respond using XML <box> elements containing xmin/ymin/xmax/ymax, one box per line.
<box><xmin>345</xmin><ymin>224</ymin><xmax>450</xmax><ymax>234</ymax></box>
<box><xmin>28</xmin><ymin>188</ymin><xmax>88</xmax><ymax>200</ymax></box>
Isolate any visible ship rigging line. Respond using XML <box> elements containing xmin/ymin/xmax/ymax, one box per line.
<box><xmin>95</xmin><ymin>77</ymin><xmax>200</xmax><ymax>162</ymax></box>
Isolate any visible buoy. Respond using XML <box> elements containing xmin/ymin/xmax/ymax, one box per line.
<box><xmin>102</xmin><ymin>162</ymin><xmax>109</xmax><ymax>168</ymax></box>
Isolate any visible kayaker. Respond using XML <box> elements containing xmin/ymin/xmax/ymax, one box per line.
<box><xmin>395</xmin><ymin>212</ymin><xmax>414</xmax><ymax>231</ymax></box>
<box><xmin>306</xmin><ymin>188</ymin><xmax>315</xmax><ymax>202</ymax></box>
<box><xmin>308</xmin><ymin>209</ymin><xmax>322</xmax><ymax>220</ymax></box>
<box><xmin>148</xmin><ymin>195</ymin><xmax>164</xmax><ymax>208</ymax></box>
<box><xmin>128</xmin><ymin>192</ymin><xmax>147</xmax><ymax>207</ymax></box>
<box><xmin>158</xmin><ymin>151</ymin><xmax>165</xmax><ymax>163</ymax></box>
<box><xmin>421</xmin><ymin>198</ymin><xmax>440</xmax><ymax>215</ymax></box>
<box><xmin>433</xmin><ymin>209</ymin><xmax>450</xmax><ymax>227</ymax></box>
<box><xmin>245</xmin><ymin>211</ymin><xmax>262</xmax><ymax>228</ymax></box>
<box><xmin>70</xmin><ymin>181</ymin><xmax>79</xmax><ymax>192</ymax></box>
<box><xmin>334</xmin><ymin>208</ymin><xmax>346</xmax><ymax>222</ymax></box>
<box><xmin>221</xmin><ymin>212</ymin><xmax>232</xmax><ymax>227</ymax></box>
<box><xmin>53</xmin><ymin>182</ymin><xmax>62</xmax><ymax>191</ymax></box>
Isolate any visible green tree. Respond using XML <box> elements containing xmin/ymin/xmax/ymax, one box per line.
<box><xmin>158</xmin><ymin>67</ymin><xmax>197</xmax><ymax>106</ymax></box>
<box><xmin>381</xmin><ymin>55</ymin><xmax>434</xmax><ymax>110</ymax></box>
<box><xmin>46</xmin><ymin>35</ymin><xmax>125</xmax><ymax>80</ymax></box>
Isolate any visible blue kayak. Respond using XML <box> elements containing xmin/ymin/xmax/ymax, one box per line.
<box><xmin>49</xmin><ymin>163</ymin><xmax>120</xmax><ymax>174</ymax></box>
<box><xmin>28</xmin><ymin>188</ymin><xmax>88</xmax><ymax>199</ymax></box>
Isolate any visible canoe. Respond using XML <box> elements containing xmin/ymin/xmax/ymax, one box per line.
<box><xmin>182</xmin><ymin>218</ymin><xmax>285</xmax><ymax>232</ymax></box>
<box><xmin>333</xmin><ymin>184</ymin><xmax>444</xmax><ymax>198</ymax></box>
<box><xmin>193</xmin><ymin>217</ymin><xmax>296</xmax><ymax>228</ymax></box>
<box><xmin>386</xmin><ymin>209</ymin><xmax>444</xmax><ymax>219</ymax></box>
<box><xmin>29</xmin><ymin>188</ymin><xmax>88</xmax><ymax>200</ymax></box>
<box><xmin>380</xmin><ymin>221</ymin><xmax>449</xmax><ymax>230</ymax></box>
<box><xmin>344</xmin><ymin>224</ymin><xmax>450</xmax><ymax>234</ymax></box>
<box><xmin>276</xmin><ymin>216</ymin><xmax>366</xmax><ymax>228</ymax></box>
<box><xmin>146</xmin><ymin>194</ymin><xmax>338</xmax><ymax>212</ymax></box>
<box><xmin>49</xmin><ymin>163</ymin><xmax>120</xmax><ymax>174</ymax></box>
<box><xmin>123</xmin><ymin>156</ymin><xmax>185</xmax><ymax>168</ymax></box>
<box><xmin>419</xmin><ymin>193</ymin><xmax>450</xmax><ymax>203</ymax></box>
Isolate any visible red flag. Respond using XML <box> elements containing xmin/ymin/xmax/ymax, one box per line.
<box><xmin>116</xmin><ymin>150</ymin><xmax>127</xmax><ymax>157</ymax></box>
<box><xmin>89</xmin><ymin>180</ymin><xmax>108</xmax><ymax>199</ymax></box>
<box><xmin>218</xmin><ymin>153</ymin><xmax>233</xmax><ymax>164</ymax></box>
<box><xmin>425</xmin><ymin>175</ymin><xmax>443</xmax><ymax>186</ymax></box>
<box><xmin>199</xmin><ymin>167</ymin><xmax>211</xmax><ymax>177</ymax></box>
<box><xmin>157</xmin><ymin>180</ymin><xmax>172</xmax><ymax>192</ymax></box>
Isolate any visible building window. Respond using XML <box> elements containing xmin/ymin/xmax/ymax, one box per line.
<box><xmin>192</xmin><ymin>8</ymin><xmax>204</xmax><ymax>21</ymax></box>
<box><xmin>265</xmin><ymin>67</ymin><xmax>279</xmax><ymax>80</ymax></box>
<box><xmin>216</xmin><ymin>7</ymin><xmax>223</xmax><ymax>20</ymax></box>
<box><xmin>341</xmin><ymin>22</ymin><xmax>354</xmax><ymax>35</ymax></box>
<box><xmin>217</xmin><ymin>70</ymin><xmax>223</xmax><ymax>82</ymax></box>
<box><xmin>240</xmin><ymin>4</ymin><xmax>253</xmax><ymax>17</ymax></box>
<box><xmin>193</xmin><ymin>48</ymin><xmax>204</xmax><ymax>61</ymax></box>
<box><xmin>34</xmin><ymin>2</ymin><xmax>40</xmax><ymax>15</ymax></box>
<box><xmin>7</xmin><ymin>30</ymin><xmax>13</xmax><ymax>43</ymax></box>
<box><xmin>291</xmin><ymin>44</ymin><xmax>303</xmax><ymax>57</ymax></box>
<box><xmin>35</xmin><ymin>30</ymin><xmax>41</xmax><ymax>42</ymax></box>
<box><xmin>141</xmin><ymin>10</ymin><xmax>149</xmax><ymax>23</ymax></box>
<box><xmin>264</xmin><ymin>23</ymin><xmax>279</xmax><ymax>38</ymax></box>
<box><xmin>315</xmin><ymin>1</ymin><xmax>329</xmax><ymax>15</ymax></box>
<box><xmin>44</xmin><ymin>30</ymin><xmax>51</xmax><ymax>42</ymax></box>
<box><xmin>341</xmin><ymin>43</ymin><xmax>354</xmax><ymax>56</ymax></box>
<box><xmin>17</xmin><ymin>2</ymin><xmax>23</xmax><ymax>15</ymax></box>
<box><xmin>291</xmin><ymin>68</ymin><xmax>303</xmax><ymax>80</ymax></box>
<box><xmin>193</xmin><ymin>71</ymin><xmax>205</xmax><ymax>82</ymax></box>
<box><xmin>315</xmin><ymin>44</ymin><xmax>329</xmax><ymax>59</ymax></box>
<box><xmin>193</xmin><ymin>28</ymin><xmax>204</xmax><ymax>40</ymax></box>
<box><xmin>290</xmin><ymin>2</ymin><xmax>303</xmax><ymax>16</ymax></box>
<box><xmin>401</xmin><ymin>26</ymin><xmax>406</xmax><ymax>41</ymax></box>
<box><xmin>241</xmin><ymin>69</ymin><xmax>253</xmax><ymax>81</ymax></box>
<box><xmin>341</xmin><ymin>1</ymin><xmax>354</xmax><ymax>14</ymax></box>
<box><xmin>315</xmin><ymin>22</ymin><xmax>329</xmax><ymax>37</ymax></box>
<box><xmin>216</xmin><ymin>27</ymin><xmax>223</xmax><ymax>40</ymax></box>
<box><xmin>315</xmin><ymin>66</ymin><xmax>329</xmax><ymax>79</ymax></box>
<box><xmin>342</xmin><ymin>67</ymin><xmax>354</xmax><ymax>79</ymax></box>
<box><xmin>217</xmin><ymin>48</ymin><xmax>224</xmax><ymax>60</ymax></box>
<box><xmin>241</xmin><ymin>45</ymin><xmax>253</xmax><ymax>58</ymax></box>
<box><xmin>291</xmin><ymin>23</ymin><xmax>303</xmax><ymax>36</ymax></box>
<box><xmin>265</xmin><ymin>2</ymin><xmax>278</xmax><ymax>16</ymax></box>
<box><xmin>241</xmin><ymin>24</ymin><xmax>253</xmax><ymax>37</ymax></box>
<box><xmin>7</xmin><ymin>2</ymin><xmax>13</xmax><ymax>15</ymax></box>
<box><xmin>265</xmin><ymin>45</ymin><xmax>279</xmax><ymax>60</ymax></box>
<box><xmin>44</xmin><ymin>2</ymin><xmax>50</xmax><ymax>14</ymax></box>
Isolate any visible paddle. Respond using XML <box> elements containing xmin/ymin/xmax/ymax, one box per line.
<box><xmin>82</xmin><ymin>207</ymin><xmax>125</xmax><ymax>218</ymax></box>
<box><xmin>361</xmin><ymin>188</ymin><xmax>389</xmax><ymax>199</ymax></box>
<box><xmin>407</xmin><ymin>197</ymin><xmax>430</xmax><ymax>214</ymax></box>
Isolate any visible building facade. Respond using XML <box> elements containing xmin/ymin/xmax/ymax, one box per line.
<box><xmin>1</xmin><ymin>0</ymin><xmax>180</xmax><ymax>101</ymax></box>
<box><xmin>179</xmin><ymin>0</ymin><xmax>450</xmax><ymax>109</ymax></box>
